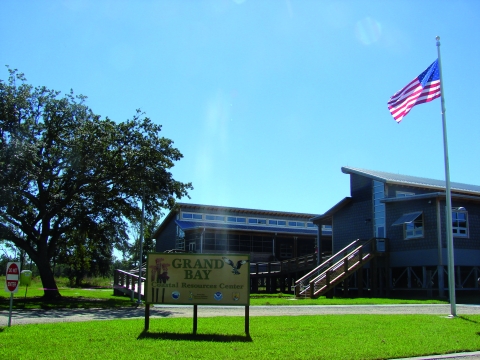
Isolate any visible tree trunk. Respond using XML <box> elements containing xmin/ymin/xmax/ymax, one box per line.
<box><xmin>36</xmin><ymin>257</ymin><xmax>62</xmax><ymax>300</ymax></box>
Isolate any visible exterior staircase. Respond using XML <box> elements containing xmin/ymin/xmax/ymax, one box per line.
<box><xmin>294</xmin><ymin>237</ymin><xmax>386</xmax><ymax>298</ymax></box>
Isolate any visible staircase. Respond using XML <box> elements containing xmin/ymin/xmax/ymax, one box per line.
<box><xmin>294</xmin><ymin>237</ymin><xmax>386</xmax><ymax>298</ymax></box>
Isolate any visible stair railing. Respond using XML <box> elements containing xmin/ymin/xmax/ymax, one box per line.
<box><xmin>308</xmin><ymin>237</ymin><xmax>380</xmax><ymax>298</ymax></box>
<box><xmin>294</xmin><ymin>239</ymin><xmax>362</xmax><ymax>296</ymax></box>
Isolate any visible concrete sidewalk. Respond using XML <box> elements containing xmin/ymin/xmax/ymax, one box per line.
<box><xmin>2</xmin><ymin>303</ymin><xmax>480</xmax><ymax>326</ymax></box>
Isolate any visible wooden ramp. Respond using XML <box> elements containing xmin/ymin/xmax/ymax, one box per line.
<box><xmin>113</xmin><ymin>269</ymin><xmax>145</xmax><ymax>301</ymax></box>
<box><xmin>295</xmin><ymin>238</ymin><xmax>387</xmax><ymax>298</ymax></box>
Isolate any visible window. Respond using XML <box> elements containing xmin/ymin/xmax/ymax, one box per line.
<box><xmin>405</xmin><ymin>215</ymin><xmax>423</xmax><ymax>239</ymax></box>
<box><xmin>392</xmin><ymin>212</ymin><xmax>423</xmax><ymax>239</ymax></box>
<box><xmin>452</xmin><ymin>210</ymin><xmax>468</xmax><ymax>237</ymax></box>
<box><xmin>205</xmin><ymin>214</ymin><xmax>225</xmax><ymax>221</ymax></box>
<box><xmin>396</xmin><ymin>191</ymin><xmax>415</xmax><ymax>197</ymax></box>
<box><xmin>182</xmin><ymin>212</ymin><xmax>202</xmax><ymax>220</ymax></box>
<box><xmin>307</xmin><ymin>222</ymin><xmax>316</xmax><ymax>228</ymax></box>
<box><xmin>268</xmin><ymin>219</ymin><xmax>286</xmax><ymax>226</ymax></box>
<box><xmin>322</xmin><ymin>225</ymin><xmax>332</xmax><ymax>234</ymax></box>
<box><xmin>288</xmin><ymin>221</ymin><xmax>305</xmax><ymax>227</ymax></box>
<box><xmin>227</xmin><ymin>216</ymin><xmax>246</xmax><ymax>223</ymax></box>
<box><xmin>248</xmin><ymin>218</ymin><xmax>267</xmax><ymax>225</ymax></box>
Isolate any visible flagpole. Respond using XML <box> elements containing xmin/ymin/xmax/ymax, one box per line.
<box><xmin>436</xmin><ymin>36</ymin><xmax>456</xmax><ymax>317</ymax></box>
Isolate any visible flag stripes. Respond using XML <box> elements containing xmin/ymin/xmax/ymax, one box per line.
<box><xmin>388</xmin><ymin>60</ymin><xmax>441</xmax><ymax>123</ymax></box>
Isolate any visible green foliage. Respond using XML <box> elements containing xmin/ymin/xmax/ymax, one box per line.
<box><xmin>0</xmin><ymin>67</ymin><xmax>192</xmax><ymax>299</ymax></box>
<box><xmin>125</xmin><ymin>214</ymin><xmax>162</xmax><ymax>269</ymax></box>
<box><xmin>1</xmin><ymin>315</ymin><xmax>480</xmax><ymax>359</ymax></box>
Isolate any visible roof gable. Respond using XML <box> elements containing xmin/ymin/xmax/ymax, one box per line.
<box><xmin>342</xmin><ymin>166</ymin><xmax>480</xmax><ymax>196</ymax></box>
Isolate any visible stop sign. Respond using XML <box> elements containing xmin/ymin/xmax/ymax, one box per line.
<box><xmin>5</xmin><ymin>262</ymin><xmax>20</xmax><ymax>293</ymax></box>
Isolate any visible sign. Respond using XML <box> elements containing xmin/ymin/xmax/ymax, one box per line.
<box><xmin>145</xmin><ymin>253</ymin><xmax>250</xmax><ymax>306</ymax></box>
<box><xmin>5</xmin><ymin>262</ymin><xmax>20</xmax><ymax>293</ymax></box>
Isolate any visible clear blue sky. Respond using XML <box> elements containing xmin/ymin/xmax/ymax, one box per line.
<box><xmin>2</xmin><ymin>0</ymin><xmax>479</xmax><ymax>218</ymax></box>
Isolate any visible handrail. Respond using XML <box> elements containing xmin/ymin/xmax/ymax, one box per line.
<box><xmin>309</xmin><ymin>240</ymin><xmax>373</xmax><ymax>285</ymax></box>
<box><xmin>304</xmin><ymin>237</ymin><xmax>387</xmax><ymax>298</ymax></box>
<box><xmin>249</xmin><ymin>253</ymin><xmax>316</xmax><ymax>275</ymax></box>
<box><xmin>295</xmin><ymin>239</ymin><xmax>361</xmax><ymax>285</ymax></box>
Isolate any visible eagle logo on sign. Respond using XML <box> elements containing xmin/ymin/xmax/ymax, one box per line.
<box><xmin>222</xmin><ymin>257</ymin><xmax>249</xmax><ymax>275</ymax></box>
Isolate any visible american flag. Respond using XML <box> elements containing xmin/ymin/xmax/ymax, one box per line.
<box><xmin>388</xmin><ymin>60</ymin><xmax>441</xmax><ymax>123</ymax></box>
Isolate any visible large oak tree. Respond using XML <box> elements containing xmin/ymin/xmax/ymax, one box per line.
<box><xmin>0</xmin><ymin>68</ymin><xmax>192</xmax><ymax>299</ymax></box>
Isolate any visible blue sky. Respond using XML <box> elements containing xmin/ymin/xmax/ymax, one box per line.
<box><xmin>2</xmin><ymin>0</ymin><xmax>479</xmax><ymax>218</ymax></box>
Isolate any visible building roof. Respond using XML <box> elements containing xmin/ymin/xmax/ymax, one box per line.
<box><xmin>153</xmin><ymin>202</ymin><xmax>320</xmax><ymax>239</ymax></box>
<box><xmin>175</xmin><ymin>220</ymin><xmax>319</xmax><ymax>236</ymax></box>
<box><xmin>176</xmin><ymin>202</ymin><xmax>319</xmax><ymax>218</ymax></box>
<box><xmin>342</xmin><ymin>166</ymin><xmax>480</xmax><ymax>196</ymax></box>
<box><xmin>310</xmin><ymin>197</ymin><xmax>352</xmax><ymax>224</ymax></box>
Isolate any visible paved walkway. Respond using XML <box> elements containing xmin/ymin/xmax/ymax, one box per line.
<box><xmin>2</xmin><ymin>303</ymin><xmax>480</xmax><ymax>326</ymax></box>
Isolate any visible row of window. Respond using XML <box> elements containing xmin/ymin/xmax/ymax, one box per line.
<box><xmin>181</xmin><ymin>212</ymin><xmax>332</xmax><ymax>231</ymax></box>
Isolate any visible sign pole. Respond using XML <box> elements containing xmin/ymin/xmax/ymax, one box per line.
<box><xmin>144</xmin><ymin>303</ymin><xmax>150</xmax><ymax>331</ymax></box>
<box><xmin>193</xmin><ymin>305</ymin><xmax>198</xmax><ymax>335</ymax></box>
<box><xmin>8</xmin><ymin>293</ymin><xmax>13</xmax><ymax>327</ymax></box>
<box><xmin>245</xmin><ymin>306</ymin><xmax>250</xmax><ymax>335</ymax></box>
<box><xmin>5</xmin><ymin>262</ymin><xmax>21</xmax><ymax>327</ymax></box>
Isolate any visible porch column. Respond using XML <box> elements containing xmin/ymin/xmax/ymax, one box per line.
<box><xmin>316</xmin><ymin>225</ymin><xmax>321</xmax><ymax>264</ymax></box>
<box><xmin>438</xmin><ymin>265</ymin><xmax>445</xmax><ymax>297</ymax></box>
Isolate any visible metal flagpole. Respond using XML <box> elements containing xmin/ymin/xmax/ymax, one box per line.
<box><xmin>435</xmin><ymin>36</ymin><xmax>456</xmax><ymax>317</ymax></box>
<box><xmin>137</xmin><ymin>186</ymin><xmax>145</xmax><ymax>304</ymax></box>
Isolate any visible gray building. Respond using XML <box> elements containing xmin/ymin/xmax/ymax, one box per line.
<box><xmin>312</xmin><ymin>166</ymin><xmax>480</xmax><ymax>296</ymax></box>
<box><xmin>154</xmin><ymin>203</ymin><xmax>333</xmax><ymax>263</ymax></box>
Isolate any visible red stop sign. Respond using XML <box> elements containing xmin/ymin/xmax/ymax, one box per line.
<box><xmin>6</xmin><ymin>263</ymin><xmax>19</xmax><ymax>292</ymax></box>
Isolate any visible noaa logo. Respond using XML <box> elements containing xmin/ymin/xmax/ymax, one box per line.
<box><xmin>214</xmin><ymin>292</ymin><xmax>223</xmax><ymax>301</ymax></box>
<box><xmin>171</xmin><ymin>291</ymin><xmax>180</xmax><ymax>300</ymax></box>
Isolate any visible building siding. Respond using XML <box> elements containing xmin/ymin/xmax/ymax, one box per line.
<box><xmin>333</xmin><ymin>199</ymin><xmax>373</xmax><ymax>253</ymax></box>
<box><xmin>155</xmin><ymin>216</ymin><xmax>178</xmax><ymax>252</ymax></box>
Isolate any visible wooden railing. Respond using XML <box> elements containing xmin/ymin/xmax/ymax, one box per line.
<box><xmin>295</xmin><ymin>240</ymin><xmax>362</xmax><ymax>293</ymax></box>
<box><xmin>113</xmin><ymin>269</ymin><xmax>146</xmax><ymax>300</ymax></box>
<box><xmin>249</xmin><ymin>253</ymin><xmax>317</xmax><ymax>276</ymax></box>
<box><xmin>295</xmin><ymin>238</ymin><xmax>386</xmax><ymax>298</ymax></box>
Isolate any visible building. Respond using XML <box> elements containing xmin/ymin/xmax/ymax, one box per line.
<box><xmin>154</xmin><ymin>203</ymin><xmax>333</xmax><ymax>263</ymax></box>
<box><xmin>312</xmin><ymin>166</ymin><xmax>480</xmax><ymax>297</ymax></box>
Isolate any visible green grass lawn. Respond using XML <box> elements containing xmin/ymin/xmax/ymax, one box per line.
<box><xmin>1</xmin><ymin>276</ymin><xmax>479</xmax><ymax>359</ymax></box>
<box><xmin>0</xmin><ymin>276</ymin><xmax>135</xmax><ymax>310</ymax></box>
<box><xmin>1</xmin><ymin>315</ymin><xmax>479</xmax><ymax>359</ymax></box>
<box><xmin>2</xmin><ymin>273</ymin><xmax>475</xmax><ymax>310</ymax></box>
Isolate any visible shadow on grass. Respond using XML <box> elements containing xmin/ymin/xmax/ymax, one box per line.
<box><xmin>138</xmin><ymin>330</ymin><xmax>253</xmax><ymax>342</ymax></box>
<box><xmin>0</xmin><ymin>296</ymin><xmax>135</xmax><ymax>311</ymax></box>
<box><xmin>458</xmin><ymin>316</ymin><xmax>480</xmax><ymax>325</ymax></box>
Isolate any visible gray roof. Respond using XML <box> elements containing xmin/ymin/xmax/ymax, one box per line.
<box><xmin>176</xmin><ymin>202</ymin><xmax>319</xmax><ymax>219</ymax></box>
<box><xmin>342</xmin><ymin>166</ymin><xmax>480</xmax><ymax>196</ymax></box>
